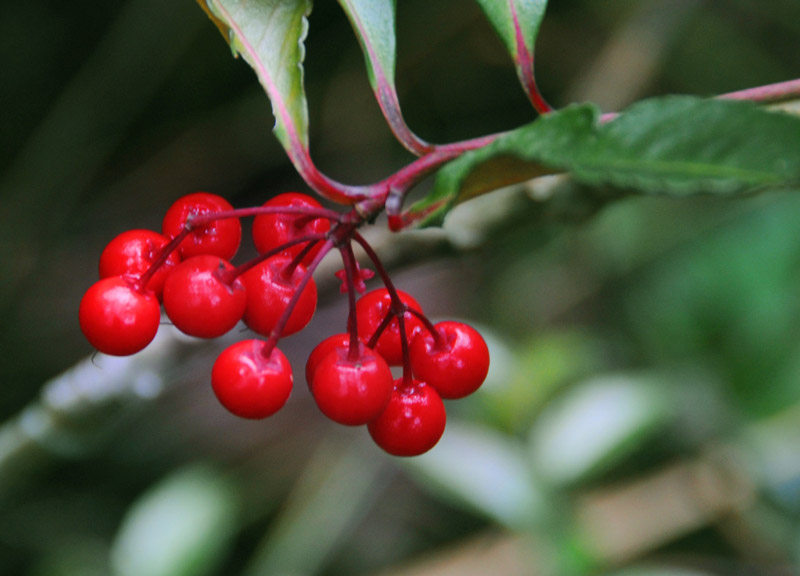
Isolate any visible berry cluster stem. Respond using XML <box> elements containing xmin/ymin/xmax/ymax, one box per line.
<box><xmin>228</xmin><ymin>234</ymin><xmax>326</xmax><ymax>282</ymax></box>
<box><xmin>338</xmin><ymin>242</ymin><xmax>362</xmax><ymax>362</ymax></box>
<box><xmin>408</xmin><ymin>308</ymin><xmax>444</xmax><ymax>348</ymax></box>
<box><xmin>189</xmin><ymin>205</ymin><xmax>342</xmax><ymax>226</ymax></box>
<box><xmin>262</xmin><ymin>238</ymin><xmax>335</xmax><ymax>358</ymax></box>
<box><xmin>353</xmin><ymin>232</ymin><xmax>422</xmax><ymax>383</ymax></box>
<box><xmin>136</xmin><ymin>228</ymin><xmax>190</xmax><ymax>291</ymax></box>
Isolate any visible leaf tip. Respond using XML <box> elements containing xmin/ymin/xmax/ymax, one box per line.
<box><xmin>196</xmin><ymin>0</ymin><xmax>231</xmax><ymax>42</ymax></box>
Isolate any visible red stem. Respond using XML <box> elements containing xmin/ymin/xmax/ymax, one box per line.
<box><xmin>339</xmin><ymin>242</ymin><xmax>363</xmax><ymax>361</ymax></box>
<box><xmin>375</xmin><ymin>80</ymin><xmax>433</xmax><ymax>156</ymax></box>
<box><xmin>407</xmin><ymin>308</ymin><xmax>444</xmax><ymax>348</ymax></box>
<box><xmin>351</xmin><ymin>232</ymin><xmax>398</xmax><ymax>349</ymax></box>
<box><xmin>718</xmin><ymin>79</ymin><xmax>800</xmax><ymax>103</ymax></box>
<box><xmin>365</xmin><ymin>311</ymin><xmax>392</xmax><ymax>350</ymax></box>
<box><xmin>352</xmin><ymin>232</ymin><xmax>415</xmax><ymax>381</ymax></box>
<box><xmin>397</xmin><ymin>309</ymin><xmax>413</xmax><ymax>386</ymax></box>
<box><xmin>601</xmin><ymin>77</ymin><xmax>800</xmax><ymax>123</ymax></box>
<box><xmin>352</xmin><ymin>233</ymin><xmax>400</xmax><ymax>303</ymax></box>
<box><xmin>282</xmin><ymin>240</ymin><xmax>320</xmax><ymax>280</ymax></box>
<box><xmin>262</xmin><ymin>238</ymin><xmax>335</xmax><ymax>358</ymax></box>
<box><xmin>188</xmin><ymin>205</ymin><xmax>342</xmax><ymax>227</ymax></box>
<box><xmin>135</xmin><ymin>228</ymin><xmax>190</xmax><ymax>292</ymax></box>
<box><xmin>291</xmin><ymin>147</ymin><xmax>373</xmax><ymax>204</ymax></box>
<box><xmin>226</xmin><ymin>234</ymin><xmax>326</xmax><ymax>282</ymax></box>
<box><xmin>373</xmin><ymin>132</ymin><xmax>504</xmax><ymax>230</ymax></box>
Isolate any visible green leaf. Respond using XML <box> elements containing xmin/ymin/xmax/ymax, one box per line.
<box><xmin>336</xmin><ymin>0</ymin><xmax>430</xmax><ymax>154</ymax></box>
<box><xmin>201</xmin><ymin>0</ymin><xmax>311</xmax><ymax>153</ymax></box>
<box><xmin>473</xmin><ymin>0</ymin><xmax>549</xmax><ymax>109</ymax></box>
<box><xmin>110</xmin><ymin>465</ymin><xmax>239</xmax><ymax>576</ymax></box>
<box><xmin>474</xmin><ymin>0</ymin><xmax>547</xmax><ymax>61</ymax></box>
<box><xmin>529</xmin><ymin>374</ymin><xmax>673</xmax><ymax>486</ymax></box>
<box><xmin>409</xmin><ymin>97</ymin><xmax>800</xmax><ymax>227</ymax></box>
<box><xmin>407</xmin><ymin>422</ymin><xmax>543</xmax><ymax>529</ymax></box>
<box><xmin>336</xmin><ymin>0</ymin><xmax>395</xmax><ymax>92</ymax></box>
<box><xmin>243</xmin><ymin>440</ymin><xmax>386</xmax><ymax>576</ymax></box>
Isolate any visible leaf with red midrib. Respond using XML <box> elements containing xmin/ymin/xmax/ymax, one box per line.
<box><xmin>199</xmin><ymin>0</ymin><xmax>311</xmax><ymax>160</ymax></box>
<box><xmin>336</xmin><ymin>0</ymin><xmax>431</xmax><ymax>155</ymax></box>
<box><xmin>474</xmin><ymin>0</ymin><xmax>550</xmax><ymax>112</ymax></box>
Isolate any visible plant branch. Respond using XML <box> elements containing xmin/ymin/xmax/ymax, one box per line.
<box><xmin>718</xmin><ymin>79</ymin><xmax>800</xmax><ymax>104</ymax></box>
<box><xmin>600</xmin><ymin>78</ymin><xmax>800</xmax><ymax>123</ymax></box>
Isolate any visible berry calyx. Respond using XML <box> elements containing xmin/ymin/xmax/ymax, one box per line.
<box><xmin>367</xmin><ymin>379</ymin><xmax>446</xmax><ymax>457</ymax></box>
<box><xmin>334</xmin><ymin>264</ymin><xmax>374</xmax><ymax>294</ymax></box>
<box><xmin>162</xmin><ymin>192</ymin><xmax>242</xmax><ymax>260</ymax></box>
<box><xmin>211</xmin><ymin>340</ymin><xmax>293</xmax><ymax>419</ymax></box>
<box><xmin>98</xmin><ymin>229</ymin><xmax>180</xmax><ymax>299</ymax></box>
<box><xmin>305</xmin><ymin>333</ymin><xmax>351</xmax><ymax>387</ymax></box>
<box><xmin>356</xmin><ymin>288</ymin><xmax>424</xmax><ymax>366</ymax></box>
<box><xmin>409</xmin><ymin>321</ymin><xmax>490</xmax><ymax>399</ymax></box>
<box><xmin>252</xmin><ymin>192</ymin><xmax>331</xmax><ymax>266</ymax></box>
<box><xmin>310</xmin><ymin>344</ymin><xmax>393</xmax><ymax>426</ymax></box>
<box><xmin>162</xmin><ymin>255</ymin><xmax>246</xmax><ymax>338</ymax></box>
<box><xmin>240</xmin><ymin>254</ymin><xmax>317</xmax><ymax>337</ymax></box>
<box><xmin>79</xmin><ymin>276</ymin><xmax>161</xmax><ymax>356</ymax></box>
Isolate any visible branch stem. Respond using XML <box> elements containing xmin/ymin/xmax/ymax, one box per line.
<box><xmin>718</xmin><ymin>79</ymin><xmax>800</xmax><ymax>104</ymax></box>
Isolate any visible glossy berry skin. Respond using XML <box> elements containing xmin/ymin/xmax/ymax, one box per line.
<box><xmin>211</xmin><ymin>340</ymin><xmax>293</xmax><ymax>419</ymax></box>
<box><xmin>240</xmin><ymin>255</ymin><xmax>317</xmax><ymax>337</ymax></box>
<box><xmin>311</xmin><ymin>344</ymin><xmax>393</xmax><ymax>426</ymax></box>
<box><xmin>409</xmin><ymin>321</ymin><xmax>490</xmax><ymax>399</ymax></box>
<box><xmin>162</xmin><ymin>192</ymin><xmax>241</xmax><ymax>260</ymax></box>
<box><xmin>305</xmin><ymin>333</ymin><xmax>351</xmax><ymax>388</ymax></box>
<box><xmin>162</xmin><ymin>255</ymin><xmax>246</xmax><ymax>338</ymax></box>
<box><xmin>79</xmin><ymin>276</ymin><xmax>161</xmax><ymax>356</ymax></box>
<box><xmin>356</xmin><ymin>289</ymin><xmax>423</xmax><ymax>366</ymax></box>
<box><xmin>98</xmin><ymin>229</ymin><xmax>180</xmax><ymax>299</ymax></box>
<box><xmin>252</xmin><ymin>192</ymin><xmax>331</xmax><ymax>266</ymax></box>
<box><xmin>368</xmin><ymin>380</ymin><xmax>446</xmax><ymax>457</ymax></box>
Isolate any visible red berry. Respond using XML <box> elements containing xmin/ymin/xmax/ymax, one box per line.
<box><xmin>162</xmin><ymin>255</ymin><xmax>246</xmax><ymax>338</ymax></box>
<box><xmin>305</xmin><ymin>333</ymin><xmax>351</xmax><ymax>387</ymax></box>
<box><xmin>79</xmin><ymin>276</ymin><xmax>161</xmax><ymax>356</ymax></box>
<box><xmin>409</xmin><ymin>321</ymin><xmax>490</xmax><ymax>399</ymax></box>
<box><xmin>368</xmin><ymin>380</ymin><xmax>446</xmax><ymax>457</ymax></box>
<box><xmin>311</xmin><ymin>344</ymin><xmax>393</xmax><ymax>426</ymax></box>
<box><xmin>162</xmin><ymin>192</ymin><xmax>241</xmax><ymax>260</ymax></box>
<box><xmin>356</xmin><ymin>289</ymin><xmax>424</xmax><ymax>366</ymax></box>
<box><xmin>211</xmin><ymin>340</ymin><xmax>293</xmax><ymax>419</ymax></box>
<box><xmin>98</xmin><ymin>229</ymin><xmax>180</xmax><ymax>299</ymax></box>
<box><xmin>252</xmin><ymin>192</ymin><xmax>331</xmax><ymax>266</ymax></box>
<box><xmin>241</xmin><ymin>255</ymin><xmax>317</xmax><ymax>338</ymax></box>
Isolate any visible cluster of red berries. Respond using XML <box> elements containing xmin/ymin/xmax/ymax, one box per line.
<box><xmin>79</xmin><ymin>191</ymin><xmax>490</xmax><ymax>456</ymax></box>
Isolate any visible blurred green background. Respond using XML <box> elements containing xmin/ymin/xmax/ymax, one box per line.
<box><xmin>2</xmin><ymin>1</ymin><xmax>800</xmax><ymax>575</ymax></box>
